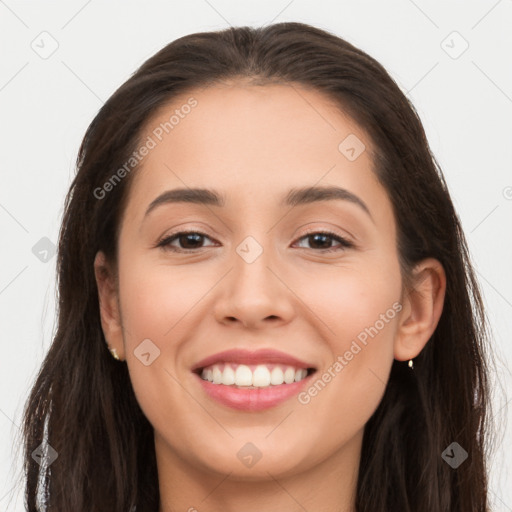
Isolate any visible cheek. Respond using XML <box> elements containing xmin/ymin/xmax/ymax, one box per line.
<box><xmin>118</xmin><ymin>261</ymin><xmax>211</xmax><ymax>344</ymax></box>
<box><xmin>294</xmin><ymin>261</ymin><xmax>401</xmax><ymax>346</ymax></box>
<box><xmin>115</xmin><ymin>261</ymin><xmax>204</xmax><ymax>412</ymax></box>
<box><xmin>294</xmin><ymin>265</ymin><xmax>400</xmax><ymax>419</ymax></box>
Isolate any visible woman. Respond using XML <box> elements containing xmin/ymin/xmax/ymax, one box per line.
<box><xmin>21</xmin><ymin>21</ymin><xmax>494</xmax><ymax>511</ymax></box>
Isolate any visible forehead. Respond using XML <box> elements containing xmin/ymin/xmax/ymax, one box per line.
<box><xmin>122</xmin><ymin>82</ymin><xmax>388</xmax><ymax>224</ymax></box>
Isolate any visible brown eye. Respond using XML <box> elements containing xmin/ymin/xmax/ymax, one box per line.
<box><xmin>293</xmin><ymin>231</ymin><xmax>354</xmax><ymax>253</ymax></box>
<box><xmin>156</xmin><ymin>229</ymin><xmax>354</xmax><ymax>254</ymax></box>
<box><xmin>157</xmin><ymin>231</ymin><xmax>216</xmax><ymax>251</ymax></box>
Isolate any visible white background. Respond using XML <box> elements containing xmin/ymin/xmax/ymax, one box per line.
<box><xmin>1</xmin><ymin>1</ymin><xmax>511</xmax><ymax>510</ymax></box>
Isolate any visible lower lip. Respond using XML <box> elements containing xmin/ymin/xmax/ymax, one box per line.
<box><xmin>193</xmin><ymin>371</ymin><xmax>315</xmax><ymax>411</ymax></box>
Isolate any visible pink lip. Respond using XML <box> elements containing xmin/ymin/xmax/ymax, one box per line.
<box><xmin>191</xmin><ymin>349</ymin><xmax>317</xmax><ymax>412</ymax></box>
<box><xmin>191</xmin><ymin>348</ymin><xmax>315</xmax><ymax>372</ymax></box>
<box><xmin>193</xmin><ymin>372</ymin><xmax>315</xmax><ymax>411</ymax></box>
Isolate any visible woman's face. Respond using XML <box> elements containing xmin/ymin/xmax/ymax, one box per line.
<box><xmin>100</xmin><ymin>82</ymin><xmax>408</xmax><ymax>482</ymax></box>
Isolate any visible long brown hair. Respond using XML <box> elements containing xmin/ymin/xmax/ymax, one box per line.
<box><xmin>19</xmin><ymin>22</ymin><xmax>495</xmax><ymax>511</ymax></box>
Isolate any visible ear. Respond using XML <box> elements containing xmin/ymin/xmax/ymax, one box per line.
<box><xmin>94</xmin><ymin>251</ymin><xmax>125</xmax><ymax>360</ymax></box>
<box><xmin>394</xmin><ymin>258</ymin><xmax>446</xmax><ymax>361</ymax></box>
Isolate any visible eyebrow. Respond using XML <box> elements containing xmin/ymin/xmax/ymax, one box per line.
<box><xmin>143</xmin><ymin>185</ymin><xmax>373</xmax><ymax>221</ymax></box>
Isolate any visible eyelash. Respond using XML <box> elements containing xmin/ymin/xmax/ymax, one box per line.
<box><xmin>156</xmin><ymin>229</ymin><xmax>354</xmax><ymax>253</ymax></box>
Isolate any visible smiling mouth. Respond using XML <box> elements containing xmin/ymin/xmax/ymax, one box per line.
<box><xmin>193</xmin><ymin>363</ymin><xmax>317</xmax><ymax>389</ymax></box>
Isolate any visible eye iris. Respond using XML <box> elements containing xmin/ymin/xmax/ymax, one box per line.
<box><xmin>179</xmin><ymin>233</ymin><xmax>203</xmax><ymax>249</ymax></box>
<box><xmin>309</xmin><ymin>233</ymin><xmax>331</xmax><ymax>249</ymax></box>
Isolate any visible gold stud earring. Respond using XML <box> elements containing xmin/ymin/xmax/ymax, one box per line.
<box><xmin>106</xmin><ymin>341</ymin><xmax>121</xmax><ymax>361</ymax></box>
<box><xmin>408</xmin><ymin>359</ymin><xmax>414</xmax><ymax>369</ymax></box>
<box><xmin>110</xmin><ymin>347</ymin><xmax>120</xmax><ymax>360</ymax></box>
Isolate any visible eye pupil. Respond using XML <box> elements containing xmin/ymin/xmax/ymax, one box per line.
<box><xmin>309</xmin><ymin>233</ymin><xmax>331</xmax><ymax>249</ymax></box>
<box><xmin>179</xmin><ymin>233</ymin><xmax>203</xmax><ymax>249</ymax></box>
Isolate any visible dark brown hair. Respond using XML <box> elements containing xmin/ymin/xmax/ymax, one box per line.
<box><xmin>19</xmin><ymin>21</ymin><xmax>495</xmax><ymax>511</ymax></box>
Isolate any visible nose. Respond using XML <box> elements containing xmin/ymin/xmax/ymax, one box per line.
<box><xmin>213</xmin><ymin>241</ymin><xmax>295</xmax><ymax>330</ymax></box>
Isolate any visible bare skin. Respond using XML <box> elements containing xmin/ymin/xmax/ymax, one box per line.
<box><xmin>94</xmin><ymin>81</ymin><xmax>446</xmax><ymax>512</ymax></box>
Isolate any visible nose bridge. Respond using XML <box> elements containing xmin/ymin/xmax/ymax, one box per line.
<box><xmin>213</xmin><ymin>232</ymin><xmax>294</xmax><ymax>327</ymax></box>
<box><xmin>232</xmin><ymin>233</ymin><xmax>277</xmax><ymax>296</ymax></box>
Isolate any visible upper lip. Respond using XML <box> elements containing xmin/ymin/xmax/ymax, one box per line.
<box><xmin>191</xmin><ymin>348</ymin><xmax>316</xmax><ymax>372</ymax></box>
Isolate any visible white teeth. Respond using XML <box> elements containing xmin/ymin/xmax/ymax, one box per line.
<box><xmin>270</xmin><ymin>366</ymin><xmax>284</xmax><ymax>385</ymax></box>
<box><xmin>235</xmin><ymin>365</ymin><xmax>253</xmax><ymax>386</ymax></box>
<box><xmin>284</xmin><ymin>367</ymin><xmax>296</xmax><ymax>384</ymax></box>
<box><xmin>212</xmin><ymin>366</ymin><xmax>223</xmax><ymax>384</ymax></box>
<box><xmin>252</xmin><ymin>365</ymin><xmax>271</xmax><ymax>387</ymax></box>
<box><xmin>294</xmin><ymin>369</ymin><xmax>306</xmax><ymax>382</ymax></box>
<box><xmin>222</xmin><ymin>364</ymin><xmax>236</xmax><ymax>385</ymax></box>
<box><xmin>200</xmin><ymin>363</ymin><xmax>310</xmax><ymax>387</ymax></box>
